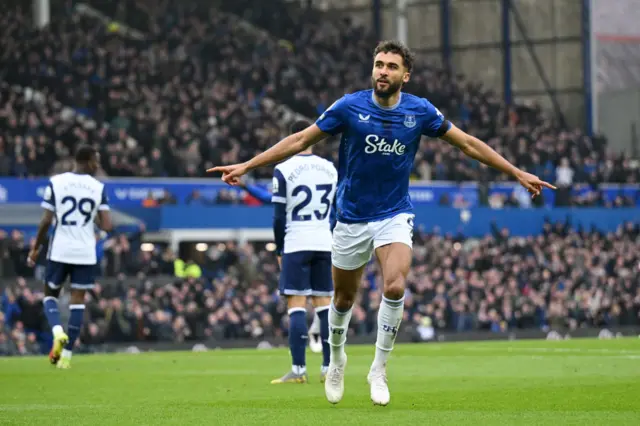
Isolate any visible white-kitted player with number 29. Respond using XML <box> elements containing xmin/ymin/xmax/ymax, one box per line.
<box><xmin>28</xmin><ymin>144</ymin><xmax>113</xmax><ymax>370</ymax></box>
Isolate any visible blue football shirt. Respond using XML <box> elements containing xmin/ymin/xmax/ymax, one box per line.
<box><xmin>315</xmin><ymin>89</ymin><xmax>451</xmax><ymax>223</ymax></box>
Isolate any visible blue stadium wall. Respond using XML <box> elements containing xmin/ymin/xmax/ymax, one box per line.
<box><xmin>143</xmin><ymin>206</ymin><xmax>636</xmax><ymax>237</ymax></box>
<box><xmin>0</xmin><ymin>178</ymin><xmax>637</xmax><ymax>237</ymax></box>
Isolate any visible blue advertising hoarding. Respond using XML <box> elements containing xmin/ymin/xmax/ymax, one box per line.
<box><xmin>0</xmin><ymin>177</ymin><xmax>229</xmax><ymax>206</ymax></box>
<box><xmin>153</xmin><ymin>206</ymin><xmax>638</xmax><ymax>236</ymax></box>
<box><xmin>4</xmin><ymin>204</ymin><xmax>636</xmax><ymax>238</ymax></box>
<box><xmin>0</xmin><ymin>177</ymin><xmax>637</xmax><ymax>207</ymax></box>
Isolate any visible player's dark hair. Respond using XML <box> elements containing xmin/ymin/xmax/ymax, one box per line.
<box><xmin>75</xmin><ymin>144</ymin><xmax>97</xmax><ymax>163</ymax></box>
<box><xmin>373</xmin><ymin>40</ymin><xmax>415</xmax><ymax>73</ymax></box>
<box><xmin>290</xmin><ymin>119</ymin><xmax>311</xmax><ymax>134</ymax></box>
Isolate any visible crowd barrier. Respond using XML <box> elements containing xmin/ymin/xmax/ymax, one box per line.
<box><xmin>127</xmin><ymin>206</ymin><xmax>639</xmax><ymax>236</ymax></box>
<box><xmin>1</xmin><ymin>177</ymin><xmax>637</xmax><ymax>208</ymax></box>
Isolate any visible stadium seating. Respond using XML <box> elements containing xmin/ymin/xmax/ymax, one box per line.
<box><xmin>0</xmin><ymin>1</ymin><xmax>637</xmax><ymax>186</ymax></box>
<box><xmin>1</xmin><ymin>220</ymin><xmax>638</xmax><ymax>354</ymax></box>
<box><xmin>0</xmin><ymin>1</ymin><xmax>638</xmax><ymax>355</ymax></box>
<box><xmin>0</xmin><ymin>3</ymin><xmax>291</xmax><ymax>180</ymax></box>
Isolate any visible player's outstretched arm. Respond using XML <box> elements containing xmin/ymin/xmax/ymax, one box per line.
<box><xmin>440</xmin><ymin>123</ymin><xmax>556</xmax><ymax>197</ymax></box>
<box><xmin>240</xmin><ymin>182</ymin><xmax>273</xmax><ymax>204</ymax></box>
<box><xmin>207</xmin><ymin>124</ymin><xmax>330</xmax><ymax>186</ymax></box>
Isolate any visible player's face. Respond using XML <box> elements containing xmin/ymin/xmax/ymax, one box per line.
<box><xmin>371</xmin><ymin>52</ymin><xmax>410</xmax><ymax>98</ymax></box>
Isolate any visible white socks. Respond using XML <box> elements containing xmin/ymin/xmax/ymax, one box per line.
<box><xmin>52</xmin><ymin>325</ymin><xmax>64</xmax><ymax>337</ymax></box>
<box><xmin>327</xmin><ymin>295</ymin><xmax>405</xmax><ymax>369</ymax></box>
<box><xmin>372</xmin><ymin>296</ymin><xmax>405</xmax><ymax>370</ymax></box>
<box><xmin>61</xmin><ymin>349</ymin><xmax>72</xmax><ymax>359</ymax></box>
<box><xmin>309</xmin><ymin>311</ymin><xmax>321</xmax><ymax>335</ymax></box>
<box><xmin>328</xmin><ymin>301</ymin><xmax>352</xmax><ymax>364</ymax></box>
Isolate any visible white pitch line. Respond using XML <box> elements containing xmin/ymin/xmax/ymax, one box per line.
<box><xmin>465</xmin><ymin>347</ymin><xmax>640</xmax><ymax>355</ymax></box>
<box><xmin>0</xmin><ymin>404</ymin><xmax>106</xmax><ymax>411</ymax></box>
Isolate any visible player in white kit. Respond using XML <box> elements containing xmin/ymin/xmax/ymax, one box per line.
<box><xmin>27</xmin><ymin>145</ymin><xmax>113</xmax><ymax>369</ymax></box>
<box><xmin>270</xmin><ymin>121</ymin><xmax>338</xmax><ymax>384</ymax></box>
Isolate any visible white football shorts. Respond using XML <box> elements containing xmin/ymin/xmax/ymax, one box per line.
<box><xmin>331</xmin><ymin>212</ymin><xmax>415</xmax><ymax>271</ymax></box>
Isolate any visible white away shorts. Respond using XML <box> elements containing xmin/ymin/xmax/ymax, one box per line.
<box><xmin>331</xmin><ymin>212</ymin><xmax>415</xmax><ymax>271</ymax></box>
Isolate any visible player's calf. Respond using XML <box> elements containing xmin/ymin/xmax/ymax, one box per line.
<box><xmin>323</xmin><ymin>265</ymin><xmax>363</xmax><ymax>404</ymax></box>
<box><xmin>58</xmin><ymin>289</ymin><xmax>88</xmax><ymax>367</ymax></box>
<box><xmin>43</xmin><ymin>295</ymin><xmax>63</xmax><ymax>337</ymax></box>
<box><xmin>312</xmin><ymin>296</ymin><xmax>332</xmax><ymax>379</ymax></box>
<box><xmin>43</xmin><ymin>285</ymin><xmax>68</xmax><ymax>365</ymax></box>
<box><xmin>61</xmin><ymin>303</ymin><xmax>85</xmax><ymax>364</ymax></box>
<box><xmin>272</xmin><ymin>296</ymin><xmax>309</xmax><ymax>384</ymax></box>
<box><xmin>373</xmin><ymin>243</ymin><xmax>411</xmax><ymax>365</ymax></box>
<box><xmin>328</xmin><ymin>265</ymin><xmax>362</xmax><ymax>361</ymax></box>
<box><xmin>313</xmin><ymin>305</ymin><xmax>331</xmax><ymax>377</ymax></box>
<box><xmin>369</xmin><ymin>243</ymin><xmax>411</xmax><ymax>405</ymax></box>
<box><xmin>375</xmin><ymin>278</ymin><xmax>406</xmax><ymax>365</ymax></box>
<box><xmin>288</xmin><ymin>306</ymin><xmax>307</xmax><ymax>375</ymax></box>
<box><xmin>325</xmin><ymin>303</ymin><xmax>351</xmax><ymax>402</ymax></box>
<box><xmin>43</xmin><ymin>283</ymin><xmax>62</xmax><ymax>332</ymax></box>
<box><xmin>308</xmin><ymin>310</ymin><xmax>322</xmax><ymax>354</ymax></box>
<box><xmin>368</xmin><ymin>292</ymin><xmax>403</xmax><ymax>406</ymax></box>
<box><xmin>369</xmin><ymin>288</ymin><xmax>404</xmax><ymax>406</ymax></box>
<box><xmin>375</xmin><ymin>274</ymin><xmax>406</xmax><ymax>364</ymax></box>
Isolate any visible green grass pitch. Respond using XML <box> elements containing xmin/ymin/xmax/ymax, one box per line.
<box><xmin>1</xmin><ymin>338</ymin><xmax>639</xmax><ymax>425</ymax></box>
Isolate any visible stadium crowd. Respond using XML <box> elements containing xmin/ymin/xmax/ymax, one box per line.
<box><xmin>0</xmin><ymin>0</ymin><xmax>638</xmax><ymax>192</ymax></box>
<box><xmin>1</xmin><ymin>219</ymin><xmax>639</xmax><ymax>354</ymax></box>
<box><xmin>0</xmin><ymin>0</ymin><xmax>639</xmax><ymax>356</ymax></box>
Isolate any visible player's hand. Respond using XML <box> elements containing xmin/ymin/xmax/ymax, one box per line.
<box><xmin>26</xmin><ymin>248</ymin><xmax>39</xmax><ymax>268</ymax></box>
<box><xmin>277</xmin><ymin>256</ymin><xmax>282</xmax><ymax>269</ymax></box>
<box><xmin>515</xmin><ymin>170</ymin><xmax>557</xmax><ymax>198</ymax></box>
<box><xmin>206</xmin><ymin>163</ymin><xmax>249</xmax><ymax>186</ymax></box>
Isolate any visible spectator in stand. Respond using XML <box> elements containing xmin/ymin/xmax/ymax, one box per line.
<box><xmin>0</xmin><ymin>0</ymin><xmax>638</xmax><ymax>355</ymax></box>
<box><xmin>1</xmin><ymin>220</ymin><xmax>638</xmax><ymax>354</ymax></box>
<box><xmin>0</xmin><ymin>1</ymin><xmax>637</xmax><ymax>188</ymax></box>
<box><xmin>555</xmin><ymin>158</ymin><xmax>575</xmax><ymax>206</ymax></box>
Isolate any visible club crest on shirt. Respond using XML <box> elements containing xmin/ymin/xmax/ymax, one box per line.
<box><xmin>403</xmin><ymin>114</ymin><xmax>416</xmax><ymax>128</ymax></box>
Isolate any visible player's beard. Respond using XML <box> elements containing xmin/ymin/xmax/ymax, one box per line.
<box><xmin>371</xmin><ymin>76</ymin><xmax>402</xmax><ymax>99</ymax></box>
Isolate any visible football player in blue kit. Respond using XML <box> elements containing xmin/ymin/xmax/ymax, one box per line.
<box><xmin>208</xmin><ymin>40</ymin><xmax>555</xmax><ymax>406</ymax></box>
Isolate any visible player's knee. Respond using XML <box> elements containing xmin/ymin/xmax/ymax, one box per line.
<box><xmin>312</xmin><ymin>296</ymin><xmax>331</xmax><ymax>308</ymax></box>
<box><xmin>286</xmin><ymin>295</ymin><xmax>307</xmax><ymax>309</ymax></box>
<box><xmin>332</xmin><ymin>291</ymin><xmax>356</xmax><ymax>311</ymax></box>
<box><xmin>331</xmin><ymin>264</ymin><xmax>364</xmax><ymax>311</ymax></box>
<box><xmin>383</xmin><ymin>275</ymin><xmax>406</xmax><ymax>300</ymax></box>
<box><xmin>69</xmin><ymin>290</ymin><xmax>86</xmax><ymax>305</ymax></box>
<box><xmin>44</xmin><ymin>283</ymin><xmax>61</xmax><ymax>298</ymax></box>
